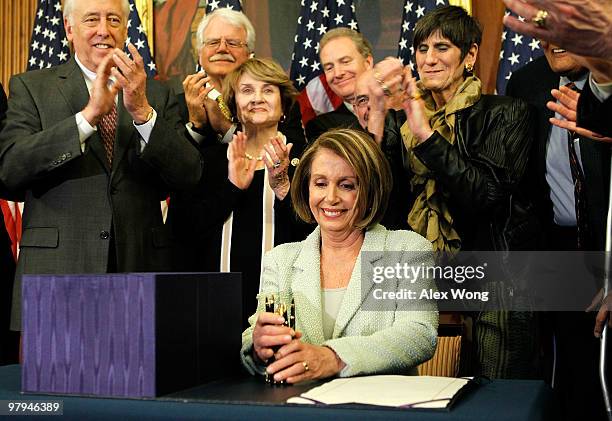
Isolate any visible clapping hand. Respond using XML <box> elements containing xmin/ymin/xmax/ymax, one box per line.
<box><xmin>263</xmin><ymin>134</ymin><xmax>292</xmax><ymax>200</ymax></box>
<box><xmin>547</xmin><ymin>85</ymin><xmax>612</xmax><ymax>143</ymax></box>
<box><xmin>227</xmin><ymin>131</ymin><xmax>257</xmax><ymax>190</ymax></box>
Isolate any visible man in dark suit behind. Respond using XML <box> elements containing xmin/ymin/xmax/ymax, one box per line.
<box><xmin>304</xmin><ymin>28</ymin><xmax>373</xmax><ymax>143</ymax></box>
<box><xmin>507</xmin><ymin>42</ymin><xmax>611</xmax><ymax>421</ymax></box>
<box><xmin>0</xmin><ymin>0</ymin><xmax>203</xmax><ymax>331</ymax></box>
<box><xmin>0</xmin><ymin>82</ymin><xmax>19</xmax><ymax>364</ymax></box>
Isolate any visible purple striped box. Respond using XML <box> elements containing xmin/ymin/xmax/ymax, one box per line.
<box><xmin>21</xmin><ymin>272</ymin><xmax>242</xmax><ymax>398</ymax></box>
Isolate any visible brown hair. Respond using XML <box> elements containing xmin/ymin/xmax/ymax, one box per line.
<box><xmin>223</xmin><ymin>57</ymin><xmax>298</xmax><ymax>119</ymax></box>
<box><xmin>320</xmin><ymin>28</ymin><xmax>373</xmax><ymax>59</ymax></box>
<box><xmin>291</xmin><ymin>128</ymin><xmax>392</xmax><ymax>230</ymax></box>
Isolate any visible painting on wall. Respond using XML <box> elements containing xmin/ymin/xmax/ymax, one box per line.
<box><xmin>151</xmin><ymin>0</ymin><xmax>203</xmax><ymax>91</ymax></box>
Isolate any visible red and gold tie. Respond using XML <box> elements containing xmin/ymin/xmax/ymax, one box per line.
<box><xmin>98</xmin><ymin>105</ymin><xmax>117</xmax><ymax>165</ymax></box>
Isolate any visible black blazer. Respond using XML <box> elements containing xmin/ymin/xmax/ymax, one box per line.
<box><xmin>305</xmin><ymin>103</ymin><xmax>360</xmax><ymax>143</ymax></box>
<box><xmin>506</xmin><ymin>56</ymin><xmax>610</xmax><ymax>250</ymax></box>
<box><xmin>578</xmin><ymin>82</ymin><xmax>612</xmax><ymax>137</ymax></box>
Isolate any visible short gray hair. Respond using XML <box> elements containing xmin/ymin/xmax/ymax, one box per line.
<box><xmin>196</xmin><ymin>8</ymin><xmax>255</xmax><ymax>52</ymax></box>
<box><xmin>63</xmin><ymin>0</ymin><xmax>130</xmax><ymax>24</ymax></box>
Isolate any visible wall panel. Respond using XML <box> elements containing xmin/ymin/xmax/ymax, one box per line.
<box><xmin>0</xmin><ymin>0</ymin><xmax>37</xmax><ymax>91</ymax></box>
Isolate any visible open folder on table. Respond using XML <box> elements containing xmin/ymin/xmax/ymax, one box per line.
<box><xmin>287</xmin><ymin>375</ymin><xmax>473</xmax><ymax>409</ymax></box>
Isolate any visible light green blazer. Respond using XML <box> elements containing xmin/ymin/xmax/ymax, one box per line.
<box><xmin>241</xmin><ymin>224</ymin><xmax>438</xmax><ymax>377</ymax></box>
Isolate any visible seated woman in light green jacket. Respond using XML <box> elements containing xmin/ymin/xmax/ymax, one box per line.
<box><xmin>239</xmin><ymin>128</ymin><xmax>438</xmax><ymax>384</ymax></box>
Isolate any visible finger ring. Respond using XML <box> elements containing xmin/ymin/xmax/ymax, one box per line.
<box><xmin>373</xmin><ymin>71</ymin><xmax>384</xmax><ymax>86</ymax></box>
<box><xmin>302</xmin><ymin>361</ymin><xmax>309</xmax><ymax>372</ymax></box>
<box><xmin>381</xmin><ymin>83</ymin><xmax>392</xmax><ymax>96</ymax></box>
<box><xmin>532</xmin><ymin>9</ymin><xmax>548</xmax><ymax>28</ymax></box>
<box><xmin>273</xmin><ymin>161</ymin><xmax>281</xmax><ymax>169</ymax></box>
<box><xmin>409</xmin><ymin>91</ymin><xmax>422</xmax><ymax>101</ymax></box>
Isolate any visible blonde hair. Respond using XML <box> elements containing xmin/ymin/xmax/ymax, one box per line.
<box><xmin>291</xmin><ymin>128</ymin><xmax>392</xmax><ymax>230</ymax></box>
<box><xmin>223</xmin><ymin>57</ymin><xmax>298</xmax><ymax>118</ymax></box>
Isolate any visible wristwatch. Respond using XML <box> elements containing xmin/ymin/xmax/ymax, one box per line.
<box><xmin>135</xmin><ymin>107</ymin><xmax>155</xmax><ymax>125</ymax></box>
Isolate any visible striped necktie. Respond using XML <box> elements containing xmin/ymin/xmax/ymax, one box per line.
<box><xmin>99</xmin><ymin>105</ymin><xmax>117</xmax><ymax>165</ymax></box>
<box><xmin>565</xmin><ymin>82</ymin><xmax>589</xmax><ymax>249</ymax></box>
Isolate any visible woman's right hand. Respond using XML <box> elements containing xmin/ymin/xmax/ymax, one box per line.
<box><xmin>252</xmin><ymin>312</ymin><xmax>297</xmax><ymax>363</ymax></box>
<box><xmin>228</xmin><ymin>131</ymin><xmax>257</xmax><ymax>190</ymax></box>
<box><xmin>401</xmin><ymin>72</ymin><xmax>434</xmax><ymax>143</ymax></box>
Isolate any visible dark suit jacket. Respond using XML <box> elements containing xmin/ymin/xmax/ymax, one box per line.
<box><xmin>506</xmin><ymin>56</ymin><xmax>610</xmax><ymax>250</ymax></box>
<box><xmin>305</xmin><ymin>103</ymin><xmax>360</xmax><ymax>143</ymax></box>
<box><xmin>578</xmin><ymin>81</ymin><xmax>612</xmax><ymax>137</ymax></box>
<box><xmin>0</xmin><ymin>59</ymin><xmax>203</xmax><ymax>329</ymax></box>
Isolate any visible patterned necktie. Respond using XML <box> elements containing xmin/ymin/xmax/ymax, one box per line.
<box><xmin>99</xmin><ymin>105</ymin><xmax>117</xmax><ymax>165</ymax></box>
<box><xmin>565</xmin><ymin>82</ymin><xmax>589</xmax><ymax>249</ymax></box>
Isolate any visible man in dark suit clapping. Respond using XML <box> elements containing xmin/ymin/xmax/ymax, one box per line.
<box><xmin>0</xmin><ymin>0</ymin><xmax>203</xmax><ymax>332</ymax></box>
<box><xmin>507</xmin><ymin>41</ymin><xmax>611</xmax><ymax>421</ymax></box>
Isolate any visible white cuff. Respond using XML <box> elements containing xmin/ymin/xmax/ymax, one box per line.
<box><xmin>75</xmin><ymin>112</ymin><xmax>96</xmax><ymax>153</ymax></box>
<box><xmin>133</xmin><ymin>108</ymin><xmax>157</xmax><ymax>145</ymax></box>
<box><xmin>186</xmin><ymin>122</ymin><xmax>205</xmax><ymax>144</ymax></box>
<box><xmin>221</xmin><ymin>123</ymin><xmax>238</xmax><ymax>144</ymax></box>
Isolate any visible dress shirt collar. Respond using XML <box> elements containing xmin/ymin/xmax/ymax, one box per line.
<box><xmin>560</xmin><ymin>74</ymin><xmax>586</xmax><ymax>91</ymax></box>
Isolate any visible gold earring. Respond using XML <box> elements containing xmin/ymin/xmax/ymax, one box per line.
<box><xmin>465</xmin><ymin>62</ymin><xmax>474</xmax><ymax>73</ymax></box>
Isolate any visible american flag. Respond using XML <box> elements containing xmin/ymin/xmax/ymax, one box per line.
<box><xmin>126</xmin><ymin>0</ymin><xmax>157</xmax><ymax>77</ymax></box>
<box><xmin>27</xmin><ymin>0</ymin><xmax>69</xmax><ymax>70</ymax></box>
<box><xmin>27</xmin><ymin>0</ymin><xmax>157</xmax><ymax>77</ymax></box>
<box><xmin>289</xmin><ymin>0</ymin><xmax>359</xmax><ymax>126</ymax></box>
<box><xmin>397</xmin><ymin>0</ymin><xmax>448</xmax><ymax>76</ymax></box>
<box><xmin>206</xmin><ymin>0</ymin><xmax>242</xmax><ymax>13</ymax></box>
<box><xmin>496</xmin><ymin>9</ymin><xmax>543</xmax><ymax>95</ymax></box>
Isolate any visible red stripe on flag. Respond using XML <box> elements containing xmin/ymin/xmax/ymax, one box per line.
<box><xmin>320</xmin><ymin>74</ymin><xmax>343</xmax><ymax>109</ymax></box>
<box><xmin>297</xmin><ymin>90</ymin><xmax>317</xmax><ymax>127</ymax></box>
<box><xmin>0</xmin><ymin>200</ymin><xmax>21</xmax><ymax>261</ymax></box>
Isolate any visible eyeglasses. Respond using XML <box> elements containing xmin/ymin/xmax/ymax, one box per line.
<box><xmin>203</xmin><ymin>38</ymin><xmax>248</xmax><ymax>49</ymax></box>
<box><xmin>353</xmin><ymin>94</ymin><xmax>369</xmax><ymax>109</ymax></box>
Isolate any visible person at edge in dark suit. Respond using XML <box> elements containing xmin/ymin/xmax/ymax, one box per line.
<box><xmin>0</xmin><ymin>0</ymin><xmax>205</xmax><ymax>332</ymax></box>
<box><xmin>506</xmin><ymin>41</ymin><xmax>611</xmax><ymax>421</ymax></box>
<box><xmin>502</xmin><ymin>0</ymin><xmax>612</xmax><ymax>139</ymax></box>
<box><xmin>304</xmin><ymin>28</ymin><xmax>412</xmax><ymax>230</ymax></box>
<box><xmin>0</xmin><ymin>82</ymin><xmax>19</xmax><ymax>364</ymax></box>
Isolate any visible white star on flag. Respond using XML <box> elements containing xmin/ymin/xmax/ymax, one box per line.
<box><xmin>496</xmin><ymin>8</ymin><xmax>543</xmax><ymax>94</ymax></box>
<box><xmin>508</xmin><ymin>52</ymin><xmax>521</xmax><ymax>66</ymax></box>
<box><xmin>289</xmin><ymin>0</ymin><xmax>359</xmax><ymax>125</ymax></box>
<box><xmin>397</xmin><ymin>1</ymin><xmax>449</xmax><ymax>77</ymax></box>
